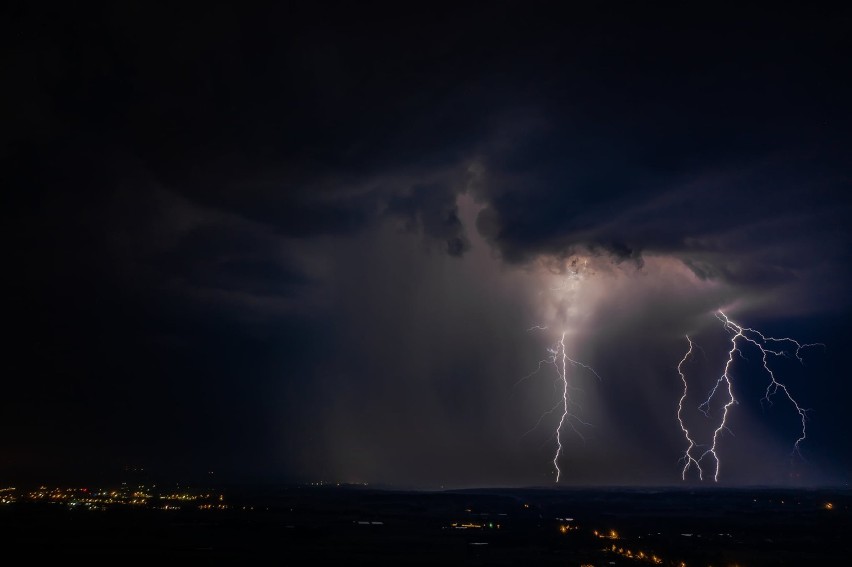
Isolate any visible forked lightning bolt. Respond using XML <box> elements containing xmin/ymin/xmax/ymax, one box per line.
<box><xmin>676</xmin><ymin>336</ymin><xmax>703</xmax><ymax>480</ymax></box>
<box><xmin>678</xmin><ymin>310</ymin><xmax>823</xmax><ymax>482</ymax></box>
<box><xmin>521</xmin><ymin>329</ymin><xmax>600</xmax><ymax>483</ymax></box>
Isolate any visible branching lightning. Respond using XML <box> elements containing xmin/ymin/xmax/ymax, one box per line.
<box><xmin>677</xmin><ymin>310</ymin><xmax>823</xmax><ymax>482</ymax></box>
<box><xmin>676</xmin><ymin>336</ymin><xmax>703</xmax><ymax>480</ymax></box>
<box><xmin>522</xmin><ymin>328</ymin><xmax>600</xmax><ymax>483</ymax></box>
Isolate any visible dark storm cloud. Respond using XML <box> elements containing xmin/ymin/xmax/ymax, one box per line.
<box><xmin>458</xmin><ymin>6</ymin><xmax>850</xmax><ymax>309</ymax></box>
<box><xmin>387</xmin><ymin>182</ymin><xmax>470</xmax><ymax>256</ymax></box>
<box><xmin>3</xmin><ymin>2</ymin><xmax>851</xmax><ymax>485</ymax></box>
<box><xmin>478</xmin><ymin>155</ymin><xmax>851</xmax><ymax>311</ymax></box>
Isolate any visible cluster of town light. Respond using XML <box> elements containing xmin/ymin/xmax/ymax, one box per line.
<box><xmin>0</xmin><ymin>485</ymin><xmax>226</xmax><ymax>511</ymax></box>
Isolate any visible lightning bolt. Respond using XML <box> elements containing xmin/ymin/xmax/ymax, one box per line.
<box><xmin>699</xmin><ymin>319</ymin><xmax>739</xmax><ymax>482</ymax></box>
<box><xmin>676</xmin><ymin>336</ymin><xmax>703</xmax><ymax>480</ymax></box>
<box><xmin>522</xmin><ymin>328</ymin><xmax>600</xmax><ymax>483</ymax></box>
<box><xmin>678</xmin><ymin>310</ymin><xmax>823</xmax><ymax>482</ymax></box>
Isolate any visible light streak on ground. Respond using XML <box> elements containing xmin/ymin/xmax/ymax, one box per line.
<box><xmin>678</xmin><ymin>310</ymin><xmax>823</xmax><ymax>481</ymax></box>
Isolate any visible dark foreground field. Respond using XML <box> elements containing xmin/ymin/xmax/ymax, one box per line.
<box><xmin>1</xmin><ymin>485</ymin><xmax>848</xmax><ymax>565</ymax></box>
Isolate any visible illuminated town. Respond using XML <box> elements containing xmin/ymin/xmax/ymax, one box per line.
<box><xmin>0</xmin><ymin>483</ymin><xmax>229</xmax><ymax>511</ymax></box>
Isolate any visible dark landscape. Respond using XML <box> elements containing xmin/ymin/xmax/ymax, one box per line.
<box><xmin>2</xmin><ymin>482</ymin><xmax>848</xmax><ymax>565</ymax></box>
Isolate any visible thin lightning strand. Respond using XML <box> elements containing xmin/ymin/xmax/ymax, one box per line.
<box><xmin>676</xmin><ymin>336</ymin><xmax>703</xmax><ymax>480</ymax></box>
<box><xmin>700</xmin><ymin>321</ymin><xmax>739</xmax><ymax>482</ymax></box>
<box><xmin>553</xmin><ymin>333</ymin><xmax>570</xmax><ymax>482</ymax></box>
<box><xmin>680</xmin><ymin>310</ymin><xmax>822</xmax><ymax>482</ymax></box>
<box><xmin>521</xmin><ymin>400</ymin><xmax>563</xmax><ymax>438</ymax></box>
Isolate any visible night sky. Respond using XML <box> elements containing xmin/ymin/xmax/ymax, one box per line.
<box><xmin>4</xmin><ymin>3</ymin><xmax>851</xmax><ymax>488</ymax></box>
